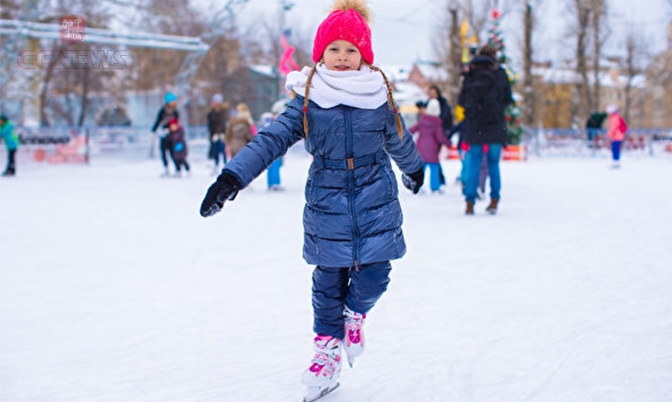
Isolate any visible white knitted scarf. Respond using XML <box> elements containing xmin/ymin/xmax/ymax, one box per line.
<box><xmin>285</xmin><ymin>63</ymin><xmax>389</xmax><ymax>110</ymax></box>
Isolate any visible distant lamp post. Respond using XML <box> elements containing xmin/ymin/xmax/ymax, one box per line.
<box><xmin>277</xmin><ymin>0</ymin><xmax>297</xmax><ymax>100</ymax></box>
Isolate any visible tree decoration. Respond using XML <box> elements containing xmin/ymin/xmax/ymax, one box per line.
<box><xmin>488</xmin><ymin>7</ymin><xmax>523</xmax><ymax>143</ymax></box>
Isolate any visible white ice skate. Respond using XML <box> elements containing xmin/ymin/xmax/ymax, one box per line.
<box><xmin>343</xmin><ymin>306</ymin><xmax>366</xmax><ymax>367</ymax></box>
<box><xmin>302</xmin><ymin>335</ymin><xmax>342</xmax><ymax>401</ymax></box>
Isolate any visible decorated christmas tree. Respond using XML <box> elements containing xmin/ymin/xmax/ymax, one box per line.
<box><xmin>505</xmin><ymin>102</ymin><xmax>523</xmax><ymax>145</ymax></box>
<box><xmin>487</xmin><ymin>8</ymin><xmax>523</xmax><ymax>145</ymax></box>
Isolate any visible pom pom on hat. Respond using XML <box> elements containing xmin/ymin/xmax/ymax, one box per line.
<box><xmin>312</xmin><ymin>0</ymin><xmax>374</xmax><ymax>65</ymax></box>
<box><xmin>426</xmin><ymin>99</ymin><xmax>441</xmax><ymax>117</ymax></box>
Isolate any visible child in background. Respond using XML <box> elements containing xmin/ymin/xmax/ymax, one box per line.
<box><xmin>151</xmin><ymin>92</ymin><xmax>179</xmax><ymax>177</ymax></box>
<box><xmin>260</xmin><ymin>112</ymin><xmax>284</xmax><ymax>191</ymax></box>
<box><xmin>0</xmin><ymin>115</ymin><xmax>18</xmax><ymax>177</ymax></box>
<box><xmin>166</xmin><ymin>118</ymin><xmax>190</xmax><ymax>177</ymax></box>
<box><xmin>408</xmin><ymin>99</ymin><xmax>452</xmax><ymax>193</ymax></box>
<box><xmin>198</xmin><ymin>1</ymin><xmax>424</xmax><ymax>400</ymax></box>
<box><xmin>606</xmin><ymin>104</ymin><xmax>627</xmax><ymax>168</ymax></box>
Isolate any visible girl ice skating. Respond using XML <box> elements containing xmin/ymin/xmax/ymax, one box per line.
<box><xmin>151</xmin><ymin>92</ymin><xmax>180</xmax><ymax>177</ymax></box>
<box><xmin>606</xmin><ymin>104</ymin><xmax>628</xmax><ymax>168</ymax></box>
<box><xmin>198</xmin><ymin>0</ymin><xmax>424</xmax><ymax>400</ymax></box>
<box><xmin>166</xmin><ymin>118</ymin><xmax>190</xmax><ymax>177</ymax></box>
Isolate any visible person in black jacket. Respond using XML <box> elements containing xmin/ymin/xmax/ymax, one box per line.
<box><xmin>151</xmin><ymin>92</ymin><xmax>179</xmax><ymax>177</ymax></box>
<box><xmin>207</xmin><ymin>93</ymin><xmax>230</xmax><ymax>175</ymax></box>
<box><xmin>457</xmin><ymin>44</ymin><xmax>513</xmax><ymax>215</ymax></box>
<box><xmin>586</xmin><ymin>111</ymin><xmax>607</xmax><ymax>149</ymax></box>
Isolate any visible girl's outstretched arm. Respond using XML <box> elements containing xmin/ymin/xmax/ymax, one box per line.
<box><xmin>217</xmin><ymin>97</ymin><xmax>305</xmax><ymax>188</ymax></box>
<box><xmin>383</xmin><ymin>110</ymin><xmax>424</xmax><ymax>175</ymax></box>
<box><xmin>199</xmin><ymin>98</ymin><xmax>304</xmax><ymax>217</ymax></box>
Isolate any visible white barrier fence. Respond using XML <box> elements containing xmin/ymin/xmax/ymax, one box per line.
<box><xmin>3</xmin><ymin>126</ymin><xmax>672</xmax><ymax>165</ymax></box>
<box><xmin>527</xmin><ymin>128</ymin><xmax>672</xmax><ymax>158</ymax></box>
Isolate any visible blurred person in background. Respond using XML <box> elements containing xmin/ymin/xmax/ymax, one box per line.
<box><xmin>427</xmin><ymin>84</ymin><xmax>453</xmax><ymax>187</ymax></box>
<box><xmin>151</xmin><ymin>92</ymin><xmax>180</xmax><ymax>177</ymax></box>
<box><xmin>259</xmin><ymin>112</ymin><xmax>284</xmax><ymax>191</ymax></box>
<box><xmin>606</xmin><ymin>104</ymin><xmax>628</xmax><ymax>168</ymax></box>
<box><xmin>408</xmin><ymin>99</ymin><xmax>452</xmax><ymax>194</ymax></box>
<box><xmin>207</xmin><ymin>93</ymin><xmax>230</xmax><ymax>175</ymax></box>
<box><xmin>458</xmin><ymin>44</ymin><xmax>513</xmax><ymax>215</ymax></box>
<box><xmin>586</xmin><ymin>111</ymin><xmax>607</xmax><ymax>150</ymax></box>
<box><xmin>0</xmin><ymin>115</ymin><xmax>18</xmax><ymax>177</ymax></box>
<box><xmin>225</xmin><ymin>103</ymin><xmax>255</xmax><ymax>159</ymax></box>
<box><xmin>166</xmin><ymin>118</ymin><xmax>190</xmax><ymax>178</ymax></box>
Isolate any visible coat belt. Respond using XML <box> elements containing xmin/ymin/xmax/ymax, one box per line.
<box><xmin>313</xmin><ymin>150</ymin><xmax>386</xmax><ymax>170</ymax></box>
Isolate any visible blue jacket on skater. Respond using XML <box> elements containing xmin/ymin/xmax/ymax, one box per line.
<box><xmin>198</xmin><ymin>1</ymin><xmax>424</xmax><ymax>400</ymax></box>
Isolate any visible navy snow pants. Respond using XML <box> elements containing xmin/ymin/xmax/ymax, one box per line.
<box><xmin>311</xmin><ymin>261</ymin><xmax>392</xmax><ymax>339</ymax></box>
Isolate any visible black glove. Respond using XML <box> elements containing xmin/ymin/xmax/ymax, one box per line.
<box><xmin>199</xmin><ymin>172</ymin><xmax>242</xmax><ymax>217</ymax></box>
<box><xmin>401</xmin><ymin>168</ymin><xmax>424</xmax><ymax>194</ymax></box>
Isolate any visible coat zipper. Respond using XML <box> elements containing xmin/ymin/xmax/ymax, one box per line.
<box><xmin>345</xmin><ymin>107</ymin><xmax>360</xmax><ymax>270</ymax></box>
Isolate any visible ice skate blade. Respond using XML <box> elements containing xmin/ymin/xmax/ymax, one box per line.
<box><xmin>303</xmin><ymin>382</ymin><xmax>340</xmax><ymax>402</ymax></box>
<box><xmin>346</xmin><ymin>355</ymin><xmax>356</xmax><ymax>368</ymax></box>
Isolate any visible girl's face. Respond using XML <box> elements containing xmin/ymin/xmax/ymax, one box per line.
<box><xmin>322</xmin><ymin>40</ymin><xmax>362</xmax><ymax>71</ymax></box>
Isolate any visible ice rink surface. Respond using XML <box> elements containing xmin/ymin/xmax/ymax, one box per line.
<box><xmin>1</xmin><ymin>147</ymin><xmax>671</xmax><ymax>402</ymax></box>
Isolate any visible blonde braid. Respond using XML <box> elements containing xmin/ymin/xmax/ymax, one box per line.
<box><xmin>303</xmin><ymin>65</ymin><xmax>318</xmax><ymax>137</ymax></box>
<box><xmin>370</xmin><ymin>66</ymin><xmax>403</xmax><ymax>139</ymax></box>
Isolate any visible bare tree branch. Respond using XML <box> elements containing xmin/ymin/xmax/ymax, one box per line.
<box><xmin>522</xmin><ymin>1</ymin><xmax>535</xmax><ymax>127</ymax></box>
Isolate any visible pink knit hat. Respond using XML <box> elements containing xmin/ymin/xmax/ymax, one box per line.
<box><xmin>312</xmin><ymin>0</ymin><xmax>374</xmax><ymax>65</ymax></box>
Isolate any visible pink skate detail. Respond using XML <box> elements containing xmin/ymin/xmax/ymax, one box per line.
<box><xmin>308</xmin><ymin>363</ymin><xmax>322</xmax><ymax>374</ymax></box>
<box><xmin>342</xmin><ymin>308</ymin><xmax>366</xmax><ymax>367</ymax></box>
<box><xmin>315</xmin><ymin>334</ymin><xmax>335</xmax><ymax>343</ymax></box>
<box><xmin>344</xmin><ymin>310</ymin><xmax>365</xmax><ymax>346</ymax></box>
<box><xmin>346</xmin><ymin>330</ymin><xmax>361</xmax><ymax>344</ymax></box>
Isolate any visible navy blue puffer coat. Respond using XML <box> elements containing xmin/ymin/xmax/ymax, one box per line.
<box><xmin>222</xmin><ymin>96</ymin><xmax>423</xmax><ymax>268</ymax></box>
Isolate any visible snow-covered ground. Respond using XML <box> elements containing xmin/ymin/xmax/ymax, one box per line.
<box><xmin>1</xmin><ymin>146</ymin><xmax>671</xmax><ymax>402</ymax></box>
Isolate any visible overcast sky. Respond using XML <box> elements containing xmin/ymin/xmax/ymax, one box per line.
<box><xmin>213</xmin><ymin>0</ymin><xmax>670</xmax><ymax>68</ymax></box>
